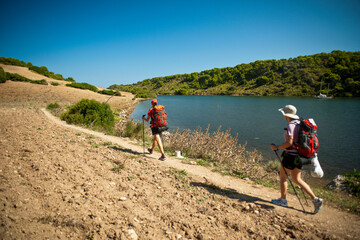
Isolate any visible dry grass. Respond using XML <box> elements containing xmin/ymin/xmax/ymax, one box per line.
<box><xmin>166</xmin><ymin>125</ymin><xmax>275</xmax><ymax>181</ymax></box>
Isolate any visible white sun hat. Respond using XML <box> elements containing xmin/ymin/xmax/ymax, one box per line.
<box><xmin>278</xmin><ymin>105</ymin><xmax>299</xmax><ymax>119</ymax></box>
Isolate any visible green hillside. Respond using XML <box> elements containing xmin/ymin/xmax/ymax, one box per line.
<box><xmin>109</xmin><ymin>50</ymin><xmax>360</xmax><ymax>97</ymax></box>
<box><xmin>0</xmin><ymin>57</ymin><xmax>75</xmax><ymax>82</ymax></box>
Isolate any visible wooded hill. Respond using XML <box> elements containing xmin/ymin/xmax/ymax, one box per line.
<box><xmin>109</xmin><ymin>50</ymin><xmax>360</xmax><ymax>97</ymax></box>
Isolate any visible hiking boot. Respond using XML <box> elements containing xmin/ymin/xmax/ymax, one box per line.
<box><xmin>313</xmin><ymin>197</ymin><xmax>323</xmax><ymax>213</ymax></box>
<box><xmin>148</xmin><ymin>148</ymin><xmax>153</xmax><ymax>154</ymax></box>
<box><xmin>159</xmin><ymin>154</ymin><xmax>166</xmax><ymax>161</ymax></box>
<box><xmin>271</xmin><ymin>198</ymin><xmax>288</xmax><ymax>207</ymax></box>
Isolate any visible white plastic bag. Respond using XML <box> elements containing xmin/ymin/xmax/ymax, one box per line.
<box><xmin>311</xmin><ymin>153</ymin><xmax>324</xmax><ymax>178</ymax></box>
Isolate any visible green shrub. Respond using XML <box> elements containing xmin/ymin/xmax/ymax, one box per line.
<box><xmin>6</xmin><ymin>72</ymin><xmax>30</xmax><ymax>82</ymax></box>
<box><xmin>342</xmin><ymin>169</ymin><xmax>360</xmax><ymax>197</ymax></box>
<box><xmin>47</xmin><ymin>103</ymin><xmax>60</xmax><ymax>110</ymax></box>
<box><xmin>66</xmin><ymin>82</ymin><xmax>98</xmax><ymax>92</ymax></box>
<box><xmin>98</xmin><ymin>89</ymin><xmax>121</xmax><ymax>96</ymax></box>
<box><xmin>6</xmin><ymin>72</ymin><xmax>47</xmax><ymax>85</ymax></box>
<box><xmin>0</xmin><ymin>67</ymin><xmax>6</xmax><ymax>83</ymax></box>
<box><xmin>61</xmin><ymin>99</ymin><xmax>115</xmax><ymax>133</ymax></box>
<box><xmin>135</xmin><ymin>92</ymin><xmax>157</xmax><ymax>98</ymax></box>
<box><xmin>51</xmin><ymin>82</ymin><xmax>59</xmax><ymax>86</ymax></box>
<box><xmin>175</xmin><ymin>86</ymin><xmax>189</xmax><ymax>95</ymax></box>
<box><xmin>30</xmin><ymin>79</ymin><xmax>48</xmax><ymax>85</ymax></box>
<box><xmin>0</xmin><ymin>57</ymin><xmax>27</xmax><ymax>67</ymax></box>
<box><xmin>30</xmin><ymin>66</ymin><xmax>50</xmax><ymax>77</ymax></box>
<box><xmin>124</xmin><ymin>120</ymin><xmax>143</xmax><ymax>138</ymax></box>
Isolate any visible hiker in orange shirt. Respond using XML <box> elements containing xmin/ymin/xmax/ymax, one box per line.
<box><xmin>142</xmin><ymin>99</ymin><xmax>168</xmax><ymax>161</ymax></box>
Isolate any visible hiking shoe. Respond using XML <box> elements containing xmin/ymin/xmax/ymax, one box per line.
<box><xmin>159</xmin><ymin>154</ymin><xmax>166</xmax><ymax>161</ymax></box>
<box><xmin>148</xmin><ymin>148</ymin><xmax>153</xmax><ymax>154</ymax></box>
<box><xmin>271</xmin><ymin>198</ymin><xmax>288</xmax><ymax>207</ymax></box>
<box><xmin>313</xmin><ymin>197</ymin><xmax>323</xmax><ymax>213</ymax></box>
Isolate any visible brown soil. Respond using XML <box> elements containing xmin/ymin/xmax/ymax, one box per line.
<box><xmin>0</xmin><ymin>66</ymin><xmax>359</xmax><ymax>240</ymax></box>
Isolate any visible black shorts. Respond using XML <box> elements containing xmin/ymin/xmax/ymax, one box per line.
<box><xmin>281</xmin><ymin>151</ymin><xmax>302</xmax><ymax>170</ymax></box>
<box><xmin>151</xmin><ymin>126</ymin><xmax>168</xmax><ymax>135</ymax></box>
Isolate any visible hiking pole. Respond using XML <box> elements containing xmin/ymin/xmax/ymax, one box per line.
<box><xmin>299</xmin><ymin>177</ymin><xmax>309</xmax><ymax>206</ymax></box>
<box><xmin>142</xmin><ymin>115</ymin><xmax>145</xmax><ymax>155</ymax></box>
<box><xmin>272</xmin><ymin>147</ymin><xmax>306</xmax><ymax>213</ymax></box>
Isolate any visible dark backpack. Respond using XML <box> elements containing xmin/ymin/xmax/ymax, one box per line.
<box><xmin>152</xmin><ymin>105</ymin><xmax>167</xmax><ymax>127</ymax></box>
<box><xmin>296</xmin><ymin>118</ymin><xmax>319</xmax><ymax>158</ymax></box>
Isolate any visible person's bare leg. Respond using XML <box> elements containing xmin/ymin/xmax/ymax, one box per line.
<box><xmin>290</xmin><ymin>168</ymin><xmax>316</xmax><ymax>200</ymax></box>
<box><xmin>154</xmin><ymin>134</ymin><xmax>165</xmax><ymax>155</ymax></box>
<box><xmin>280</xmin><ymin>166</ymin><xmax>288</xmax><ymax>199</ymax></box>
<box><xmin>151</xmin><ymin>136</ymin><xmax>156</xmax><ymax>151</ymax></box>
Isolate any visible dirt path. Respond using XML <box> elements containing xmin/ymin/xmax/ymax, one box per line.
<box><xmin>0</xmin><ymin>67</ymin><xmax>359</xmax><ymax>239</ymax></box>
<box><xmin>41</xmin><ymin>107</ymin><xmax>360</xmax><ymax>239</ymax></box>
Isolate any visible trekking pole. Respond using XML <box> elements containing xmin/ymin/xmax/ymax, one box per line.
<box><xmin>272</xmin><ymin>147</ymin><xmax>306</xmax><ymax>213</ymax></box>
<box><xmin>142</xmin><ymin>115</ymin><xmax>145</xmax><ymax>155</ymax></box>
<box><xmin>299</xmin><ymin>181</ymin><xmax>309</xmax><ymax>206</ymax></box>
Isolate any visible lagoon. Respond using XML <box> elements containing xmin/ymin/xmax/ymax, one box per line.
<box><xmin>131</xmin><ymin>95</ymin><xmax>360</xmax><ymax>184</ymax></box>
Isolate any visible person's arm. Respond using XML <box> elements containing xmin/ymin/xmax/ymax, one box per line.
<box><xmin>142</xmin><ymin>109</ymin><xmax>152</xmax><ymax>122</ymax></box>
<box><xmin>142</xmin><ymin>115</ymin><xmax>150</xmax><ymax>122</ymax></box>
<box><xmin>142</xmin><ymin>114</ymin><xmax>151</xmax><ymax>122</ymax></box>
<box><xmin>270</xmin><ymin>136</ymin><xmax>293</xmax><ymax>151</ymax></box>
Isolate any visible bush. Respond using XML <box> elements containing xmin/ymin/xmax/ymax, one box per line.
<box><xmin>5</xmin><ymin>72</ymin><xmax>47</xmax><ymax>85</ymax></box>
<box><xmin>124</xmin><ymin>120</ymin><xmax>143</xmax><ymax>139</ymax></box>
<box><xmin>30</xmin><ymin>79</ymin><xmax>48</xmax><ymax>85</ymax></box>
<box><xmin>66</xmin><ymin>82</ymin><xmax>98</xmax><ymax>92</ymax></box>
<box><xmin>342</xmin><ymin>169</ymin><xmax>360</xmax><ymax>197</ymax></box>
<box><xmin>135</xmin><ymin>92</ymin><xmax>157</xmax><ymax>98</ymax></box>
<box><xmin>47</xmin><ymin>103</ymin><xmax>60</xmax><ymax>110</ymax></box>
<box><xmin>0</xmin><ymin>57</ymin><xmax>27</xmax><ymax>67</ymax></box>
<box><xmin>30</xmin><ymin>66</ymin><xmax>50</xmax><ymax>77</ymax></box>
<box><xmin>6</xmin><ymin>72</ymin><xmax>30</xmax><ymax>82</ymax></box>
<box><xmin>0</xmin><ymin>67</ymin><xmax>6</xmax><ymax>83</ymax></box>
<box><xmin>61</xmin><ymin>99</ymin><xmax>115</xmax><ymax>133</ymax></box>
<box><xmin>175</xmin><ymin>86</ymin><xmax>189</xmax><ymax>95</ymax></box>
<box><xmin>255</xmin><ymin>76</ymin><xmax>269</xmax><ymax>87</ymax></box>
<box><xmin>98</xmin><ymin>89</ymin><xmax>121</xmax><ymax>96</ymax></box>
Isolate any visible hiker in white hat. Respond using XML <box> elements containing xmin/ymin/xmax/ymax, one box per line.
<box><xmin>270</xmin><ymin>105</ymin><xmax>323</xmax><ymax>213</ymax></box>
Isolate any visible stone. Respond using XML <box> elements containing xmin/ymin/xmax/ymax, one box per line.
<box><xmin>326</xmin><ymin>175</ymin><xmax>350</xmax><ymax>193</ymax></box>
<box><xmin>125</xmin><ymin>229</ymin><xmax>138</xmax><ymax>240</ymax></box>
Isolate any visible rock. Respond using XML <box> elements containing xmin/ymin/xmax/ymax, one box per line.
<box><xmin>119</xmin><ymin>197</ymin><xmax>127</xmax><ymax>201</ymax></box>
<box><xmin>273</xmin><ymin>224</ymin><xmax>281</xmax><ymax>230</ymax></box>
<box><xmin>326</xmin><ymin>175</ymin><xmax>350</xmax><ymax>193</ymax></box>
<box><xmin>125</xmin><ymin>229</ymin><xmax>138</xmax><ymax>240</ymax></box>
<box><xmin>248</xmin><ymin>203</ymin><xmax>256</xmax><ymax>209</ymax></box>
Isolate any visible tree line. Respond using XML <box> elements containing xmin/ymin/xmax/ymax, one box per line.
<box><xmin>109</xmin><ymin>50</ymin><xmax>360</xmax><ymax>97</ymax></box>
<box><xmin>0</xmin><ymin>57</ymin><xmax>75</xmax><ymax>82</ymax></box>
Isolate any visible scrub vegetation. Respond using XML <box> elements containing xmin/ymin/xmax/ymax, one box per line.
<box><xmin>0</xmin><ymin>56</ymin><xmax>75</xmax><ymax>82</ymax></box>
<box><xmin>110</xmin><ymin>50</ymin><xmax>360</xmax><ymax>97</ymax></box>
<box><xmin>60</xmin><ymin>99</ymin><xmax>115</xmax><ymax>134</ymax></box>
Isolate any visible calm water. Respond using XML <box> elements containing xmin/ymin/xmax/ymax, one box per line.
<box><xmin>131</xmin><ymin>95</ymin><xmax>360</xmax><ymax>184</ymax></box>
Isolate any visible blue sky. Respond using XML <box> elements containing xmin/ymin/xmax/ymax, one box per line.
<box><xmin>1</xmin><ymin>0</ymin><xmax>359</xmax><ymax>88</ymax></box>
